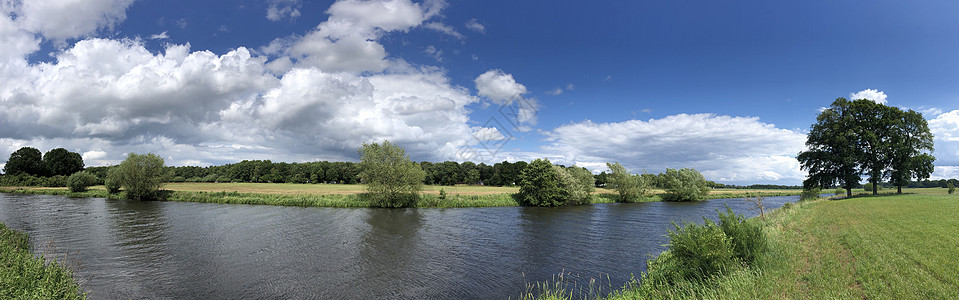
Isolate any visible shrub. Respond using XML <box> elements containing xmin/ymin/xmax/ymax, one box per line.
<box><xmin>661</xmin><ymin>168</ymin><xmax>710</xmax><ymax>201</ymax></box>
<box><xmin>104</xmin><ymin>167</ymin><xmax>122</xmax><ymax>194</ymax></box>
<box><xmin>949</xmin><ymin>183</ymin><xmax>956</xmax><ymax>194</ymax></box>
<box><xmin>800</xmin><ymin>187</ymin><xmax>821</xmax><ymax>201</ymax></box>
<box><xmin>606</xmin><ymin>162</ymin><xmax>648</xmax><ymax>203</ymax></box>
<box><xmin>438</xmin><ymin>188</ymin><xmax>447</xmax><ymax>200</ymax></box>
<box><xmin>117</xmin><ymin>153</ymin><xmax>169</xmax><ymax>200</ymax></box>
<box><xmin>516</xmin><ymin>159</ymin><xmax>569</xmax><ymax>206</ymax></box>
<box><xmin>560</xmin><ymin>166</ymin><xmax>595</xmax><ymax>205</ymax></box>
<box><xmin>834</xmin><ymin>187</ymin><xmax>845</xmax><ymax>196</ymax></box>
<box><xmin>663</xmin><ymin>218</ymin><xmax>737</xmax><ymax>281</ymax></box>
<box><xmin>716</xmin><ymin>206</ymin><xmax>766</xmax><ymax>265</ymax></box>
<box><xmin>66</xmin><ymin>171</ymin><xmax>97</xmax><ymax>192</ymax></box>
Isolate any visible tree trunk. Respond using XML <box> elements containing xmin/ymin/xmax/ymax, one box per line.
<box><xmin>846</xmin><ymin>188</ymin><xmax>852</xmax><ymax>198</ymax></box>
<box><xmin>872</xmin><ymin>179</ymin><xmax>878</xmax><ymax>195</ymax></box>
<box><xmin>897</xmin><ymin>185</ymin><xmax>902</xmax><ymax>194</ymax></box>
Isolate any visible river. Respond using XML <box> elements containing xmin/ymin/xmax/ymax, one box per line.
<box><xmin>0</xmin><ymin>193</ymin><xmax>796</xmax><ymax>299</ymax></box>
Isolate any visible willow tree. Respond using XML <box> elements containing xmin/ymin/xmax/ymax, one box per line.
<box><xmin>358</xmin><ymin>140</ymin><xmax>426</xmax><ymax>208</ymax></box>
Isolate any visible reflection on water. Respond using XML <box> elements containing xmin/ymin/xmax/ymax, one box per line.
<box><xmin>0</xmin><ymin>193</ymin><xmax>796</xmax><ymax>299</ymax></box>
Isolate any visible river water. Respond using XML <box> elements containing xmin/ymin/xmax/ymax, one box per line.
<box><xmin>0</xmin><ymin>193</ymin><xmax>796</xmax><ymax>299</ymax></box>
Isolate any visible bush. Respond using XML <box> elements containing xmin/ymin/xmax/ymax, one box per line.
<box><xmin>606</xmin><ymin>162</ymin><xmax>648</xmax><ymax>203</ymax></box>
<box><xmin>516</xmin><ymin>159</ymin><xmax>569</xmax><ymax>206</ymax></box>
<box><xmin>661</xmin><ymin>168</ymin><xmax>710</xmax><ymax>201</ymax></box>
<box><xmin>949</xmin><ymin>183</ymin><xmax>956</xmax><ymax>194</ymax></box>
<box><xmin>834</xmin><ymin>187</ymin><xmax>845</xmax><ymax>196</ymax></box>
<box><xmin>863</xmin><ymin>182</ymin><xmax>881</xmax><ymax>192</ymax></box>
<box><xmin>559</xmin><ymin>166</ymin><xmax>594</xmax><ymax>205</ymax></box>
<box><xmin>800</xmin><ymin>187</ymin><xmax>821</xmax><ymax>201</ymax></box>
<box><xmin>117</xmin><ymin>153</ymin><xmax>168</xmax><ymax>200</ymax></box>
<box><xmin>663</xmin><ymin>218</ymin><xmax>737</xmax><ymax>281</ymax></box>
<box><xmin>66</xmin><ymin>171</ymin><xmax>97</xmax><ymax>192</ymax></box>
<box><xmin>104</xmin><ymin>167</ymin><xmax>122</xmax><ymax>194</ymax></box>
<box><xmin>716</xmin><ymin>206</ymin><xmax>766</xmax><ymax>265</ymax></box>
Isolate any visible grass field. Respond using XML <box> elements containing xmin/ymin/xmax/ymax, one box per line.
<box><xmin>593</xmin><ymin>189</ymin><xmax>959</xmax><ymax>299</ymax></box>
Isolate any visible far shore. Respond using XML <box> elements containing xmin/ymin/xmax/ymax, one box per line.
<box><xmin>0</xmin><ymin>182</ymin><xmax>804</xmax><ymax>208</ymax></box>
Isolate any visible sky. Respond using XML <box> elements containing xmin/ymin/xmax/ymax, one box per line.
<box><xmin>2</xmin><ymin>0</ymin><xmax>959</xmax><ymax>185</ymax></box>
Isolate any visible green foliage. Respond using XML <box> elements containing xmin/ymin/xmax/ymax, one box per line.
<box><xmin>562</xmin><ymin>166</ymin><xmax>595</xmax><ymax>205</ymax></box>
<box><xmin>42</xmin><ymin>148</ymin><xmax>84</xmax><ymax>177</ymax></box>
<box><xmin>516</xmin><ymin>159</ymin><xmax>569</xmax><ymax>207</ymax></box>
<box><xmin>438</xmin><ymin>188</ymin><xmax>447</xmax><ymax>199</ymax></box>
<box><xmin>949</xmin><ymin>183</ymin><xmax>956</xmax><ymax>194</ymax></box>
<box><xmin>661</xmin><ymin>168</ymin><xmax>710</xmax><ymax>201</ymax></box>
<box><xmin>3</xmin><ymin>147</ymin><xmax>44</xmax><ymax>176</ymax></box>
<box><xmin>799</xmin><ymin>98</ymin><xmax>936</xmax><ymax>195</ymax></box>
<box><xmin>104</xmin><ymin>167</ymin><xmax>122</xmax><ymax>194</ymax></box>
<box><xmin>66</xmin><ymin>171</ymin><xmax>97</xmax><ymax>193</ymax></box>
<box><xmin>606</xmin><ymin>162</ymin><xmax>649</xmax><ymax>203</ymax></box>
<box><xmin>117</xmin><ymin>153</ymin><xmax>169</xmax><ymax>200</ymax></box>
<box><xmin>863</xmin><ymin>182</ymin><xmax>882</xmax><ymax>192</ymax></box>
<box><xmin>659</xmin><ymin>219</ymin><xmax>737</xmax><ymax>283</ymax></box>
<box><xmin>717</xmin><ymin>206</ymin><xmax>766</xmax><ymax>265</ymax></box>
<box><xmin>0</xmin><ymin>223</ymin><xmax>86</xmax><ymax>299</ymax></box>
<box><xmin>357</xmin><ymin>140</ymin><xmax>426</xmax><ymax>208</ymax></box>
<box><xmin>0</xmin><ymin>174</ymin><xmax>67</xmax><ymax>187</ymax></box>
<box><xmin>801</xmin><ymin>187</ymin><xmax>822</xmax><ymax>201</ymax></box>
<box><xmin>834</xmin><ymin>187</ymin><xmax>845</xmax><ymax>196</ymax></box>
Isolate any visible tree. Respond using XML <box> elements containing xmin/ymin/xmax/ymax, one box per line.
<box><xmin>606</xmin><ymin>162</ymin><xmax>649</xmax><ymax>202</ymax></box>
<box><xmin>67</xmin><ymin>171</ymin><xmax>97</xmax><ymax>192</ymax></box>
<box><xmin>3</xmin><ymin>147</ymin><xmax>44</xmax><ymax>176</ymax></box>
<box><xmin>661</xmin><ymin>168</ymin><xmax>710</xmax><ymax>201</ymax></box>
<box><xmin>466</xmin><ymin>169</ymin><xmax>481</xmax><ymax>185</ymax></box>
<box><xmin>887</xmin><ymin>108</ymin><xmax>935</xmax><ymax>193</ymax></box>
<box><xmin>42</xmin><ymin>148</ymin><xmax>84</xmax><ymax>176</ymax></box>
<box><xmin>516</xmin><ymin>158</ymin><xmax>569</xmax><ymax>206</ymax></box>
<box><xmin>799</xmin><ymin>98</ymin><xmax>936</xmax><ymax>196</ymax></box>
<box><xmin>105</xmin><ymin>167</ymin><xmax>122</xmax><ymax>194</ymax></box>
<box><xmin>564</xmin><ymin>166</ymin><xmax>595</xmax><ymax>205</ymax></box>
<box><xmin>117</xmin><ymin>153</ymin><xmax>169</xmax><ymax>200</ymax></box>
<box><xmin>358</xmin><ymin>140</ymin><xmax>426</xmax><ymax>208</ymax></box>
<box><xmin>798</xmin><ymin>98</ymin><xmax>867</xmax><ymax>197</ymax></box>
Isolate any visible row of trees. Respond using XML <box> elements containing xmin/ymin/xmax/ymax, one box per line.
<box><xmin>799</xmin><ymin>98</ymin><xmax>936</xmax><ymax>196</ymax></box>
<box><xmin>2</xmin><ymin>147</ymin><xmax>84</xmax><ymax>177</ymax></box>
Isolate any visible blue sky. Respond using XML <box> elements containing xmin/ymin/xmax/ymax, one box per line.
<box><xmin>2</xmin><ymin>0</ymin><xmax>959</xmax><ymax>185</ymax></box>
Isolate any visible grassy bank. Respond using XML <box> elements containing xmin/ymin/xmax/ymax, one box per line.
<box><xmin>0</xmin><ymin>223</ymin><xmax>86</xmax><ymax>299</ymax></box>
<box><xmin>1</xmin><ymin>183</ymin><xmax>801</xmax><ymax>208</ymax></box>
<box><xmin>523</xmin><ymin>188</ymin><xmax>957</xmax><ymax>299</ymax></box>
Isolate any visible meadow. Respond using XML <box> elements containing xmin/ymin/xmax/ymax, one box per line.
<box><xmin>584</xmin><ymin>188</ymin><xmax>959</xmax><ymax>299</ymax></box>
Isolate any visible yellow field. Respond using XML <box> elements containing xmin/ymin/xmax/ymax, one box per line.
<box><xmin>164</xmin><ymin>182</ymin><xmax>520</xmax><ymax>195</ymax></box>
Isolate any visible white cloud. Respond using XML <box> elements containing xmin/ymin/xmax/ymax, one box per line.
<box><xmin>474</xmin><ymin>69</ymin><xmax>528</xmax><ymax>103</ymax></box>
<box><xmin>424</xmin><ymin>45</ymin><xmax>443</xmax><ymax>62</ymax></box>
<box><xmin>465</xmin><ymin>18</ymin><xmax>485</xmax><ymax>33</ymax></box>
<box><xmin>544</xmin><ymin>114</ymin><xmax>807</xmax><ymax>184</ymax></box>
<box><xmin>266</xmin><ymin>0</ymin><xmax>302</xmax><ymax>22</ymax></box>
<box><xmin>8</xmin><ymin>0</ymin><xmax>135</xmax><ymax>42</ymax></box>
<box><xmin>423</xmin><ymin>22</ymin><xmax>464</xmax><ymax>39</ymax></box>
<box><xmin>149</xmin><ymin>31</ymin><xmax>169</xmax><ymax>40</ymax></box>
<box><xmin>546</xmin><ymin>87</ymin><xmax>563</xmax><ymax>96</ymax></box>
<box><xmin>850</xmin><ymin>88</ymin><xmax>888</xmax><ymax>104</ymax></box>
<box><xmin>929</xmin><ymin>110</ymin><xmax>959</xmax><ymax>169</ymax></box>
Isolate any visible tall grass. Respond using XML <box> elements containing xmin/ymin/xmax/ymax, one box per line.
<box><xmin>0</xmin><ymin>223</ymin><xmax>86</xmax><ymax>299</ymax></box>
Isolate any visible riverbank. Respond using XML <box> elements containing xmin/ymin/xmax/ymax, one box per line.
<box><xmin>0</xmin><ymin>223</ymin><xmax>86</xmax><ymax>299</ymax></box>
<box><xmin>579</xmin><ymin>188</ymin><xmax>958</xmax><ymax>299</ymax></box>
<box><xmin>0</xmin><ymin>183</ymin><xmax>801</xmax><ymax>208</ymax></box>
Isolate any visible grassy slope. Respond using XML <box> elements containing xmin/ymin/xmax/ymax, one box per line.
<box><xmin>0</xmin><ymin>223</ymin><xmax>86</xmax><ymax>299</ymax></box>
<box><xmin>605</xmin><ymin>189</ymin><xmax>959</xmax><ymax>299</ymax></box>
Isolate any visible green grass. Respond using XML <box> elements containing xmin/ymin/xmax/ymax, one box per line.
<box><xmin>0</xmin><ymin>223</ymin><xmax>86</xmax><ymax>299</ymax></box>
<box><xmin>600</xmin><ymin>189</ymin><xmax>959</xmax><ymax>299</ymax></box>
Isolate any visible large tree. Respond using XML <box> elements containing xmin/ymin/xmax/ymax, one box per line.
<box><xmin>798</xmin><ymin>98</ymin><xmax>935</xmax><ymax>196</ymax></box>
<box><xmin>606</xmin><ymin>162</ymin><xmax>648</xmax><ymax>203</ymax></box>
<box><xmin>42</xmin><ymin>148</ymin><xmax>84</xmax><ymax>176</ymax></box>
<box><xmin>358</xmin><ymin>140</ymin><xmax>426</xmax><ymax>208</ymax></box>
<box><xmin>117</xmin><ymin>153</ymin><xmax>169</xmax><ymax>200</ymax></box>
<box><xmin>3</xmin><ymin>147</ymin><xmax>44</xmax><ymax>176</ymax></box>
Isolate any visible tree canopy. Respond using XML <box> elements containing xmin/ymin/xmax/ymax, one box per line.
<box><xmin>798</xmin><ymin>98</ymin><xmax>935</xmax><ymax>195</ymax></box>
<box><xmin>358</xmin><ymin>140</ymin><xmax>426</xmax><ymax>208</ymax></box>
<box><xmin>3</xmin><ymin>147</ymin><xmax>45</xmax><ymax>176</ymax></box>
<box><xmin>43</xmin><ymin>148</ymin><xmax>84</xmax><ymax>176</ymax></box>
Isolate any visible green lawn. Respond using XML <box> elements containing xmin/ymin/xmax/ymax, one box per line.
<box><xmin>600</xmin><ymin>189</ymin><xmax>959</xmax><ymax>299</ymax></box>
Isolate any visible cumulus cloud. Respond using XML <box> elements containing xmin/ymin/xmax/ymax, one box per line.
<box><xmin>929</xmin><ymin>110</ymin><xmax>959</xmax><ymax>170</ymax></box>
<box><xmin>544</xmin><ymin>114</ymin><xmax>807</xmax><ymax>184</ymax></box>
<box><xmin>474</xmin><ymin>69</ymin><xmax>528</xmax><ymax>103</ymax></box>
<box><xmin>149</xmin><ymin>31</ymin><xmax>170</xmax><ymax>40</ymax></box>
<box><xmin>850</xmin><ymin>88</ymin><xmax>888</xmax><ymax>104</ymax></box>
<box><xmin>1</xmin><ymin>0</ymin><xmax>538</xmax><ymax>169</ymax></box>
<box><xmin>7</xmin><ymin>0</ymin><xmax>134</xmax><ymax>42</ymax></box>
